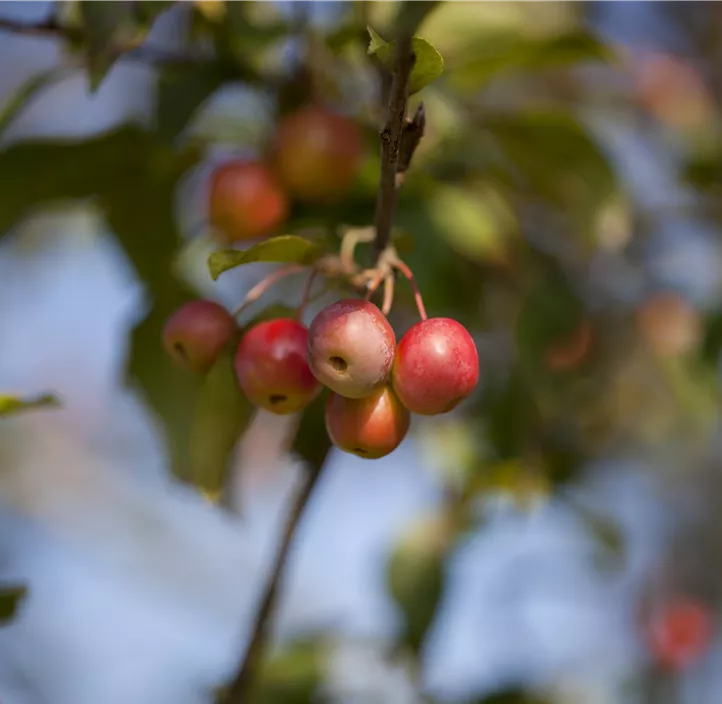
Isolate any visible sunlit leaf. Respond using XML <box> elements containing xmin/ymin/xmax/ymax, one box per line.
<box><xmin>0</xmin><ymin>584</ymin><xmax>28</xmax><ymax>623</ymax></box>
<box><xmin>208</xmin><ymin>236</ymin><xmax>324</xmax><ymax>281</ymax></box>
<box><xmin>0</xmin><ymin>393</ymin><xmax>60</xmax><ymax>417</ymax></box>
<box><xmin>367</xmin><ymin>26</ymin><xmax>445</xmax><ymax>94</ymax></box>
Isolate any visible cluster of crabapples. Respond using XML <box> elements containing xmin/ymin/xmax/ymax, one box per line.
<box><xmin>163</xmin><ymin>297</ymin><xmax>479</xmax><ymax>460</ymax></box>
<box><xmin>208</xmin><ymin>103</ymin><xmax>363</xmax><ymax>242</ymax></box>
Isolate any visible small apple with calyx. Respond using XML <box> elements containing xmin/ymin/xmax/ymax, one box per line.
<box><xmin>392</xmin><ymin>318</ymin><xmax>479</xmax><ymax>415</ymax></box>
<box><xmin>234</xmin><ymin>318</ymin><xmax>319</xmax><ymax>415</ymax></box>
<box><xmin>271</xmin><ymin>104</ymin><xmax>363</xmax><ymax>203</ymax></box>
<box><xmin>307</xmin><ymin>299</ymin><xmax>396</xmax><ymax>399</ymax></box>
<box><xmin>325</xmin><ymin>386</ymin><xmax>410</xmax><ymax>459</ymax></box>
<box><xmin>209</xmin><ymin>159</ymin><xmax>288</xmax><ymax>243</ymax></box>
<box><xmin>163</xmin><ymin>299</ymin><xmax>238</xmax><ymax>374</ymax></box>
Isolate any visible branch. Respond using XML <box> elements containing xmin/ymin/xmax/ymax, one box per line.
<box><xmin>222</xmin><ymin>463</ymin><xmax>325</xmax><ymax>701</ymax></box>
<box><xmin>373</xmin><ymin>34</ymin><xmax>415</xmax><ymax>260</ymax></box>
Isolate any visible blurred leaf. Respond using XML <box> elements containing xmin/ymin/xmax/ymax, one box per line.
<box><xmin>208</xmin><ymin>236</ymin><xmax>324</xmax><ymax>281</ymax></box>
<box><xmin>474</xmin><ymin>689</ymin><xmax>551</xmax><ymax>704</ymax></box>
<box><xmin>684</xmin><ymin>152</ymin><xmax>722</xmax><ymax>193</ymax></box>
<box><xmin>156</xmin><ymin>63</ymin><xmax>231</xmax><ymax>140</ymax></box>
<box><xmin>367</xmin><ymin>27</ymin><xmax>445</xmax><ymax>94</ymax></box>
<box><xmin>393</xmin><ymin>0</ymin><xmax>442</xmax><ymax>35</ymax></box>
<box><xmin>186</xmin><ymin>335</ymin><xmax>253</xmax><ymax>500</ymax></box>
<box><xmin>195</xmin><ymin>0</ymin><xmax>227</xmax><ymax>23</ymax></box>
<box><xmin>427</xmin><ymin>183</ymin><xmax>518</xmax><ymax>265</ymax></box>
<box><xmin>516</xmin><ymin>269</ymin><xmax>588</xmax><ymax>379</ymax></box>
<box><xmin>291</xmin><ymin>390</ymin><xmax>332</xmax><ymax>473</ymax></box>
<box><xmin>79</xmin><ymin>1</ymin><xmax>139</xmax><ymax>91</ymax></box>
<box><xmin>386</xmin><ymin>514</ymin><xmax>451</xmax><ymax>654</ymax></box>
<box><xmin>134</xmin><ymin>0</ymin><xmax>176</xmax><ymax>24</ymax></box>
<box><xmin>0</xmin><ymin>393</ymin><xmax>60</xmax><ymax>417</ymax></box>
<box><xmin>0</xmin><ymin>68</ymin><xmax>75</xmax><ymax>138</ymax></box>
<box><xmin>0</xmin><ymin>584</ymin><xmax>27</xmax><ymax>623</ymax></box>
<box><xmin>453</xmin><ymin>30</ymin><xmax>612</xmax><ymax>92</ymax></box>
<box><xmin>483</xmin><ymin>111</ymin><xmax>615</xmax><ymax>224</ymax></box>
<box><xmin>248</xmin><ymin>639</ymin><xmax>324</xmax><ymax>704</ymax></box>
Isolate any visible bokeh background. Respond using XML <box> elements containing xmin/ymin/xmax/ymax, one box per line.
<box><xmin>1</xmin><ymin>1</ymin><xmax>722</xmax><ymax>703</ymax></box>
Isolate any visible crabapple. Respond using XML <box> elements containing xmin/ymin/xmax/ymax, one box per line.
<box><xmin>392</xmin><ymin>318</ymin><xmax>479</xmax><ymax>415</ymax></box>
<box><xmin>163</xmin><ymin>299</ymin><xmax>237</xmax><ymax>374</ymax></box>
<box><xmin>271</xmin><ymin>104</ymin><xmax>363</xmax><ymax>203</ymax></box>
<box><xmin>234</xmin><ymin>318</ymin><xmax>319</xmax><ymax>415</ymax></box>
<box><xmin>209</xmin><ymin>159</ymin><xmax>288</xmax><ymax>242</ymax></box>
<box><xmin>645</xmin><ymin>597</ymin><xmax>713</xmax><ymax>671</ymax></box>
<box><xmin>325</xmin><ymin>386</ymin><xmax>410</xmax><ymax>459</ymax></box>
<box><xmin>307</xmin><ymin>299</ymin><xmax>396</xmax><ymax>399</ymax></box>
<box><xmin>637</xmin><ymin>291</ymin><xmax>701</xmax><ymax>357</ymax></box>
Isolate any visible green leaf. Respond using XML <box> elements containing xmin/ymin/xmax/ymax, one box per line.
<box><xmin>186</xmin><ymin>336</ymin><xmax>253</xmax><ymax>500</ymax></box>
<box><xmin>248</xmin><ymin>639</ymin><xmax>324</xmax><ymax>704</ymax></box>
<box><xmin>156</xmin><ymin>63</ymin><xmax>231</xmax><ymax>141</ymax></box>
<box><xmin>0</xmin><ymin>126</ymin><xmax>202</xmax><ymax>484</ymax></box>
<box><xmin>208</xmin><ymin>236</ymin><xmax>324</xmax><ymax>281</ymax></box>
<box><xmin>367</xmin><ymin>26</ymin><xmax>445</xmax><ymax>94</ymax></box>
<box><xmin>482</xmin><ymin>111</ymin><xmax>615</xmax><ymax>225</ymax></box>
<box><xmin>0</xmin><ymin>584</ymin><xmax>28</xmax><ymax>623</ymax></box>
<box><xmin>386</xmin><ymin>514</ymin><xmax>450</xmax><ymax>655</ymax></box>
<box><xmin>0</xmin><ymin>393</ymin><xmax>60</xmax><ymax>417</ymax></box>
<box><xmin>453</xmin><ymin>30</ymin><xmax>612</xmax><ymax>92</ymax></box>
<box><xmin>0</xmin><ymin>68</ymin><xmax>75</xmax><ymax>138</ymax></box>
<box><xmin>79</xmin><ymin>1</ymin><xmax>139</xmax><ymax>91</ymax></box>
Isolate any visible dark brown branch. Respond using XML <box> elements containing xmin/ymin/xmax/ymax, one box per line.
<box><xmin>372</xmin><ymin>34</ymin><xmax>415</xmax><ymax>260</ymax></box>
<box><xmin>396</xmin><ymin>102</ymin><xmax>426</xmax><ymax>187</ymax></box>
<box><xmin>220</xmin><ymin>460</ymin><xmax>325</xmax><ymax>702</ymax></box>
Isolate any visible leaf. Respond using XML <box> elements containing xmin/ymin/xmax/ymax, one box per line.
<box><xmin>133</xmin><ymin>0</ymin><xmax>176</xmax><ymax>24</ymax></box>
<box><xmin>0</xmin><ymin>393</ymin><xmax>60</xmax><ymax>417</ymax></box>
<box><xmin>156</xmin><ymin>63</ymin><xmax>231</xmax><ymax>141</ymax></box>
<box><xmin>367</xmin><ymin>26</ymin><xmax>445</xmax><ymax>94</ymax></box>
<box><xmin>0</xmin><ymin>68</ymin><xmax>75</xmax><ymax>138</ymax></box>
<box><xmin>208</xmin><ymin>236</ymin><xmax>324</xmax><ymax>281</ymax></box>
<box><xmin>0</xmin><ymin>126</ymin><xmax>203</xmax><ymax>484</ymax></box>
<box><xmin>0</xmin><ymin>584</ymin><xmax>28</xmax><ymax>623</ymax></box>
<box><xmin>386</xmin><ymin>514</ymin><xmax>450</xmax><ymax>654</ymax></box>
<box><xmin>453</xmin><ymin>30</ymin><xmax>612</xmax><ymax>92</ymax></box>
<box><xmin>186</xmin><ymin>336</ymin><xmax>253</xmax><ymax>500</ymax></box>
<box><xmin>482</xmin><ymin>111</ymin><xmax>615</xmax><ymax>225</ymax></box>
<box><xmin>79</xmin><ymin>1</ymin><xmax>138</xmax><ymax>91</ymax></box>
<box><xmin>248</xmin><ymin>638</ymin><xmax>324</xmax><ymax>704</ymax></box>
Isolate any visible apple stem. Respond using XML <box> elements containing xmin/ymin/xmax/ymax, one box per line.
<box><xmin>232</xmin><ymin>264</ymin><xmax>305</xmax><ymax>319</ymax></box>
<box><xmin>394</xmin><ymin>258</ymin><xmax>427</xmax><ymax>321</ymax></box>
<box><xmin>382</xmin><ymin>272</ymin><xmax>395</xmax><ymax>316</ymax></box>
<box><xmin>296</xmin><ymin>269</ymin><xmax>318</xmax><ymax>320</ymax></box>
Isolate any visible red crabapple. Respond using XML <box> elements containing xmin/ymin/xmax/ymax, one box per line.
<box><xmin>646</xmin><ymin>597</ymin><xmax>713</xmax><ymax>671</ymax></box>
<box><xmin>209</xmin><ymin>159</ymin><xmax>288</xmax><ymax>242</ymax></box>
<box><xmin>234</xmin><ymin>318</ymin><xmax>319</xmax><ymax>415</ymax></box>
<box><xmin>307</xmin><ymin>299</ymin><xmax>396</xmax><ymax>399</ymax></box>
<box><xmin>163</xmin><ymin>300</ymin><xmax>237</xmax><ymax>374</ymax></box>
<box><xmin>326</xmin><ymin>386</ymin><xmax>410</xmax><ymax>459</ymax></box>
<box><xmin>392</xmin><ymin>318</ymin><xmax>479</xmax><ymax>415</ymax></box>
<box><xmin>271</xmin><ymin>105</ymin><xmax>363</xmax><ymax>203</ymax></box>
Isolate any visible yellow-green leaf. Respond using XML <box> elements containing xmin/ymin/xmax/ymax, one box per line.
<box><xmin>0</xmin><ymin>393</ymin><xmax>60</xmax><ymax>418</ymax></box>
<box><xmin>208</xmin><ymin>236</ymin><xmax>324</xmax><ymax>281</ymax></box>
<box><xmin>367</xmin><ymin>26</ymin><xmax>445</xmax><ymax>94</ymax></box>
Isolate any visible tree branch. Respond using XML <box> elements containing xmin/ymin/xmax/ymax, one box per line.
<box><xmin>372</xmin><ymin>34</ymin><xmax>415</xmax><ymax>260</ymax></box>
<box><xmin>221</xmin><ymin>462</ymin><xmax>325</xmax><ymax>701</ymax></box>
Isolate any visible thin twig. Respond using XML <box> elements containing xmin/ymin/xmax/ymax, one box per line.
<box><xmin>221</xmin><ymin>460</ymin><xmax>326</xmax><ymax>702</ymax></box>
<box><xmin>232</xmin><ymin>265</ymin><xmax>305</xmax><ymax>319</ymax></box>
<box><xmin>372</xmin><ymin>34</ymin><xmax>415</xmax><ymax>261</ymax></box>
<box><xmin>296</xmin><ymin>269</ymin><xmax>317</xmax><ymax>320</ymax></box>
<box><xmin>396</xmin><ymin>102</ymin><xmax>427</xmax><ymax>188</ymax></box>
<box><xmin>394</xmin><ymin>257</ymin><xmax>427</xmax><ymax>321</ymax></box>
